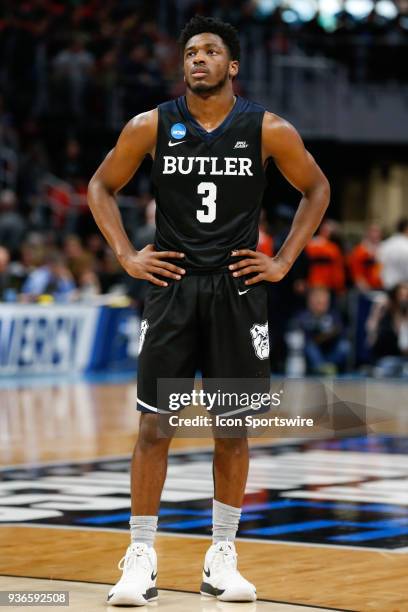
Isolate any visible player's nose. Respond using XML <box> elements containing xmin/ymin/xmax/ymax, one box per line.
<box><xmin>193</xmin><ymin>52</ymin><xmax>207</xmax><ymax>65</ymax></box>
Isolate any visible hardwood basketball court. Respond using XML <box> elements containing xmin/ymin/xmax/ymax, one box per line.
<box><xmin>0</xmin><ymin>378</ymin><xmax>407</xmax><ymax>611</ymax></box>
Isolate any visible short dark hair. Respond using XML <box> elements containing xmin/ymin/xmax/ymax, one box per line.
<box><xmin>397</xmin><ymin>217</ymin><xmax>408</xmax><ymax>234</ymax></box>
<box><xmin>178</xmin><ymin>15</ymin><xmax>240</xmax><ymax>61</ymax></box>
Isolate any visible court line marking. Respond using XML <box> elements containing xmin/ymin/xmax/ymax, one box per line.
<box><xmin>0</xmin><ymin>574</ymin><xmax>356</xmax><ymax>611</ymax></box>
<box><xmin>2</xmin><ymin>444</ymin><xmax>407</xmax><ymax>556</ymax></box>
<box><xmin>0</xmin><ymin>449</ymin><xmax>211</xmax><ymax>470</ymax></box>
<box><xmin>0</xmin><ymin>439</ymin><xmax>306</xmax><ymax>470</ymax></box>
<box><xmin>0</xmin><ymin>523</ymin><xmax>406</xmax><ymax>554</ymax></box>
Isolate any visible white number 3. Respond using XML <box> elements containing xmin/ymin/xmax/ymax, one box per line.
<box><xmin>196</xmin><ymin>182</ymin><xmax>217</xmax><ymax>223</ymax></box>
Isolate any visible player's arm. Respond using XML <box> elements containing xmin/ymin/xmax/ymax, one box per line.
<box><xmin>87</xmin><ymin>109</ymin><xmax>185</xmax><ymax>287</ymax></box>
<box><xmin>230</xmin><ymin>112</ymin><xmax>330</xmax><ymax>285</ymax></box>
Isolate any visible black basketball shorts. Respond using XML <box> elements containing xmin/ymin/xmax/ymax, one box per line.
<box><xmin>136</xmin><ymin>272</ymin><xmax>271</xmax><ymax>416</ymax></box>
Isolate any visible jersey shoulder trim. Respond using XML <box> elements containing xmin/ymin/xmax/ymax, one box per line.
<box><xmin>239</xmin><ymin>97</ymin><xmax>266</xmax><ymax>114</ymax></box>
<box><xmin>158</xmin><ymin>97</ymin><xmax>265</xmax><ymax>114</ymax></box>
<box><xmin>157</xmin><ymin>99</ymin><xmax>179</xmax><ymax>115</ymax></box>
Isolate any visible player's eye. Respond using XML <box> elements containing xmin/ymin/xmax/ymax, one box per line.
<box><xmin>186</xmin><ymin>51</ymin><xmax>195</xmax><ymax>57</ymax></box>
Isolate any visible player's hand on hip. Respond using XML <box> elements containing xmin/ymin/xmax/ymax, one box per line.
<box><xmin>118</xmin><ymin>244</ymin><xmax>185</xmax><ymax>287</ymax></box>
<box><xmin>229</xmin><ymin>249</ymin><xmax>290</xmax><ymax>285</ymax></box>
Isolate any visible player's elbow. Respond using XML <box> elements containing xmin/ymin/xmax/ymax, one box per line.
<box><xmin>87</xmin><ymin>174</ymin><xmax>101</xmax><ymax>208</ymax></box>
<box><xmin>320</xmin><ymin>175</ymin><xmax>331</xmax><ymax>207</ymax></box>
<box><xmin>88</xmin><ymin>149</ymin><xmax>117</xmax><ymax>203</ymax></box>
<box><xmin>314</xmin><ymin>174</ymin><xmax>330</xmax><ymax>212</ymax></box>
<box><xmin>88</xmin><ymin>172</ymin><xmax>103</xmax><ymax>194</ymax></box>
<box><xmin>87</xmin><ymin>173</ymin><xmax>113</xmax><ymax>207</ymax></box>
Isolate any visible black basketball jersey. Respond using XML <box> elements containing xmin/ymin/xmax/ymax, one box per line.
<box><xmin>151</xmin><ymin>95</ymin><xmax>267</xmax><ymax>271</ymax></box>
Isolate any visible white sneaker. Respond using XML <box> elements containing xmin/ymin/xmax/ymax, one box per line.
<box><xmin>200</xmin><ymin>541</ymin><xmax>256</xmax><ymax>602</ymax></box>
<box><xmin>107</xmin><ymin>542</ymin><xmax>158</xmax><ymax>606</ymax></box>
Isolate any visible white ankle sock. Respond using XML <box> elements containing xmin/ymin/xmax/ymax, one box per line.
<box><xmin>212</xmin><ymin>499</ymin><xmax>241</xmax><ymax>544</ymax></box>
<box><xmin>129</xmin><ymin>515</ymin><xmax>158</xmax><ymax>547</ymax></box>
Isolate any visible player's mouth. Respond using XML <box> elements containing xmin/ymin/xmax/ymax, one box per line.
<box><xmin>191</xmin><ymin>68</ymin><xmax>209</xmax><ymax>78</ymax></box>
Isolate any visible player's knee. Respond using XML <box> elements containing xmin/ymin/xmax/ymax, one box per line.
<box><xmin>137</xmin><ymin>414</ymin><xmax>171</xmax><ymax>452</ymax></box>
<box><xmin>214</xmin><ymin>437</ymin><xmax>248</xmax><ymax>455</ymax></box>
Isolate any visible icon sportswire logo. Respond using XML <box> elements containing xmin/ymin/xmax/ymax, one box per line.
<box><xmin>168</xmin><ymin>140</ymin><xmax>186</xmax><ymax>147</ymax></box>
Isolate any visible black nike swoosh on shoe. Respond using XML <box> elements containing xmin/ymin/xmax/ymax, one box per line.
<box><xmin>107</xmin><ymin>593</ymin><xmax>114</xmax><ymax>601</ymax></box>
<box><xmin>203</xmin><ymin>567</ymin><xmax>211</xmax><ymax>577</ymax></box>
<box><xmin>200</xmin><ymin>582</ymin><xmax>225</xmax><ymax>596</ymax></box>
<box><xmin>151</xmin><ymin>571</ymin><xmax>158</xmax><ymax>580</ymax></box>
<box><xmin>144</xmin><ymin>587</ymin><xmax>158</xmax><ymax>600</ymax></box>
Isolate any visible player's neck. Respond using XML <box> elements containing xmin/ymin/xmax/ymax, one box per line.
<box><xmin>185</xmin><ymin>88</ymin><xmax>236</xmax><ymax>133</ymax></box>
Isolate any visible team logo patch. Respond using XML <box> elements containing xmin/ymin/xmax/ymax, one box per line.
<box><xmin>138</xmin><ymin>319</ymin><xmax>149</xmax><ymax>355</ymax></box>
<box><xmin>170</xmin><ymin>123</ymin><xmax>187</xmax><ymax>140</ymax></box>
<box><xmin>250</xmin><ymin>322</ymin><xmax>269</xmax><ymax>360</ymax></box>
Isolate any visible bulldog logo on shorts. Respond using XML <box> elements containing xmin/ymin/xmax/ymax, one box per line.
<box><xmin>250</xmin><ymin>322</ymin><xmax>269</xmax><ymax>360</ymax></box>
<box><xmin>138</xmin><ymin>319</ymin><xmax>149</xmax><ymax>355</ymax></box>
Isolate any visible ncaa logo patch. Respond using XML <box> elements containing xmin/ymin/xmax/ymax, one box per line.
<box><xmin>250</xmin><ymin>322</ymin><xmax>269</xmax><ymax>360</ymax></box>
<box><xmin>170</xmin><ymin>123</ymin><xmax>187</xmax><ymax>140</ymax></box>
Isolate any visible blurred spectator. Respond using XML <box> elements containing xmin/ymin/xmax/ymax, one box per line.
<box><xmin>257</xmin><ymin>209</ymin><xmax>274</xmax><ymax>257</ymax></box>
<box><xmin>0</xmin><ymin>189</ymin><xmax>26</xmax><ymax>256</ymax></box>
<box><xmin>295</xmin><ymin>286</ymin><xmax>350</xmax><ymax>375</ymax></box>
<box><xmin>0</xmin><ymin>96</ymin><xmax>18</xmax><ymax>190</ymax></box>
<box><xmin>0</xmin><ymin>246</ymin><xmax>13</xmax><ymax>301</ymax></box>
<box><xmin>0</xmin><ymin>140</ymin><xmax>18</xmax><ymax>191</ymax></box>
<box><xmin>85</xmin><ymin>233</ymin><xmax>105</xmax><ymax>276</ymax></box>
<box><xmin>121</xmin><ymin>44</ymin><xmax>164</xmax><ymax>117</ymax></box>
<box><xmin>0</xmin><ymin>95</ymin><xmax>18</xmax><ymax>151</ymax></box>
<box><xmin>267</xmin><ymin>204</ymin><xmax>308</xmax><ymax>372</ymax></box>
<box><xmin>99</xmin><ymin>248</ymin><xmax>126</xmax><ymax>294</ymax></box>
<box><xmin>0</xmin><ymin>244</ymin><xmax>29</xmax><ymax>300</ymax></box>
<box><xmin>18</xmin><ymin>141</ymin><xmax>50</xmax><ymax>206</ymax></box>
<box><xmin>134</xmin><ymin>199</ymin><xmax>156</xmax><ymax>250</ymax></box>
<box><xmin>367</xmin><ymin>282</ymin><xmax>408</xmax><ymax>377</ymax></box>
<box><xmin>53</xmin><ymin>37</ymin><xmax>95</xmax><ymax>116</ymax></box>
<box><xmin>128</xmin><ymin>199</ymin><xmax>157</xmax><ymax>311</ymax></box>
<box><xmin>21</xmin><ymin>251</ymin><xmax>75</xmax><ymax>302</ymax></box>
<box><xmin>75</xmin><ymin>268</ymin><xmax>101</xmax><ymax>301</ymax></box>
<box><xmin>306</xmin><ymin>219</ymin><xmax>345</xmax><ymax>294</ymax></box>
<box><xmin>86</xmin><ymin>233</ymin><xmax>105</xmax><ymax>260</ymax></box>
<box><xmin>20</xmin><ymin>235</ymin><xmax>47</xmax><ymax>276</ymax></box>
<box><xmin>348</xmin><ymin>223</ymin><xmax>383</xmax><ymax>290</ymax></box>
<box><xmin>59</xmin><ymin>138</ymin><xmax>85</xmax><ymax>185</ymax></box>
<box><xmin>378</xmin><ymin>218</ymin><xmax>408</xmax><ymax>290</ymax></box>
<box><xmin>56</xmin><ymin>139</ymin><xmax>90</xmax><ymax>234</ymax></box>
<box><xmin>63</xmin><ymin>234</ymin><xmax>94</xmax><ymax>283</ymax></box>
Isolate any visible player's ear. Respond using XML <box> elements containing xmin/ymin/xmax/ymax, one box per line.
<box><xmin>229</xmin><ymin>60</ymin><xmax>239</xmax><ymax>79</ymax></box>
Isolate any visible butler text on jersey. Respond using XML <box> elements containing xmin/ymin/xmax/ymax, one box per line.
<box><xmin>162</xmin><ymin>156</ymin><xmax>254</xmax><ymax>176</ymax></box>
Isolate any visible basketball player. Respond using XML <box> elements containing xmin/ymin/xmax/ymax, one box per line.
<box><xmin>88</xmin><ymin>15</ymin><xmax>330</xmax><ymax>606</ymax></box>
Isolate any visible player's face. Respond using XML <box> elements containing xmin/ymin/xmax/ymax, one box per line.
<box><xmin>183</xmin><ymin>33</ymin><xmax>238</xmax><ymax>94</ymax></box>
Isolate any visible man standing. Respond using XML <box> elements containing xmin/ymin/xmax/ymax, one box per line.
<box><xmin>88</xmin><ymin>16</ymin><xmax>330</xmax><ymax>606</ymax></box>
<box><xmin>378</xmin><ymin>218</ymin><xmax>408</xmax><ymax>290</ymax></box>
